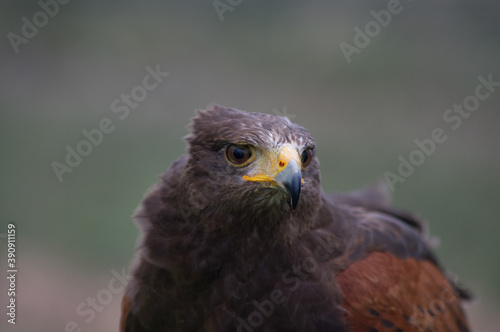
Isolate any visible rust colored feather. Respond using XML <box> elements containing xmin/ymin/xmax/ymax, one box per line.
<box><xmin>337</xmin><ymin>252</ymin><xmax>470</xmax><ymax>331</ymax></box>
<box><xmin>120</xmin><ymin>294</ymin><xmax>131</xmax><ymax>332</ymax></box>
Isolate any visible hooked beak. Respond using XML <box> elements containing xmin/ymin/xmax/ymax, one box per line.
<box><xmin>274</xmin><ymin>159</ymin><xmax>301</xmax><ymax>210</ymax></box>
<box><xmin>242</xmin><ymin>145</ymin><xmax>303</xmax><ymax>210</ymax></box>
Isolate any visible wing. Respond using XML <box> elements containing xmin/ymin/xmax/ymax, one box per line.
<box><xmin>322</xmin><ymin>184</ymin><xmax>471</xmax><ymax>331</ymax></box>
<box><xmin>336</xmin><ymin>252</ymin><xmax>469</xmax><ymax>331</ymax></box>
<box><xmin>325</xmin><ymin>179</ymin><xmax>425</xmax><ymax>232</ymax></box>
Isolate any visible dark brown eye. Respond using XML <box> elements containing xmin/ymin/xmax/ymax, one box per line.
<box><xmin>301</xmin><ymin>148</ymin><xmax>313</xmax><ymax>168</ymax></box>
<box><xmin>225</xmin><ymin>144</ymin><xmax>253</xmax><ymax>166</ymax></box>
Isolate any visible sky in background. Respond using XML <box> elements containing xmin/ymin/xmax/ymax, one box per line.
<box><xmin>1</xmin><ymin>1</ymin><xmax>499</xmax><ymax>331</ymax></box>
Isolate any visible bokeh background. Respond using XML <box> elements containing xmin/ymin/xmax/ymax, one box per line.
<box><xmin>1</xmin><ymin>1</ymin><xmax>499</xmax><ymax>331</ymax></box>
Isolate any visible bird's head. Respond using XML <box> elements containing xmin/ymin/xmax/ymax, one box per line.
<box><xmin>182</xmin><ymin>105</ymin><xmax>322</xmax><ymax>238</ymax></box>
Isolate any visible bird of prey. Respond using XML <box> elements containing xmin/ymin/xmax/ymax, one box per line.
<box><xmin>121</xmin><ymin>105</ymin><xmax>471</xmax><ymax>332</ymax></box>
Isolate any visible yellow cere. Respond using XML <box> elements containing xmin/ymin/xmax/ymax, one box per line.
<box><xmin>277</xmin><ymin>145</ymin><xmax>301</xmax><ymax>171</ymax></box>
<box><xmin>242</xmin><ymin>144</ymin><xmax>302</xmax><ymax>183</ymax></box>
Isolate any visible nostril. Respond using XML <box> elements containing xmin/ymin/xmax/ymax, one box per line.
<box><xmin>279</xmin><ymin>161</ymin><xmax>285</xmax><ymax>167</ymax></box>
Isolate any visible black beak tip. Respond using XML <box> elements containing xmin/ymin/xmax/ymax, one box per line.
<box><xmin>283</xmin><ymin>176</ymin><xmax>301</xmax><ymax>211</ymax></box>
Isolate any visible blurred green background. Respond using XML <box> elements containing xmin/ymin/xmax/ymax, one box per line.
<box><xmin>1</xmin><ymin>1</ymin><xmax>499</xmax><ymax>331</ymax></box>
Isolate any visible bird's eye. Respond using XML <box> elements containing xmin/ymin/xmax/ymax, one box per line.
<box><xmin>225</xmin><ymin>144</ymin><xmax>253</xmax><ymax>166</ymax></box>
<box><xmin>301</xmin><ymin>148</ymin><xmax>313</xmax><ymax>168</ymax></box>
